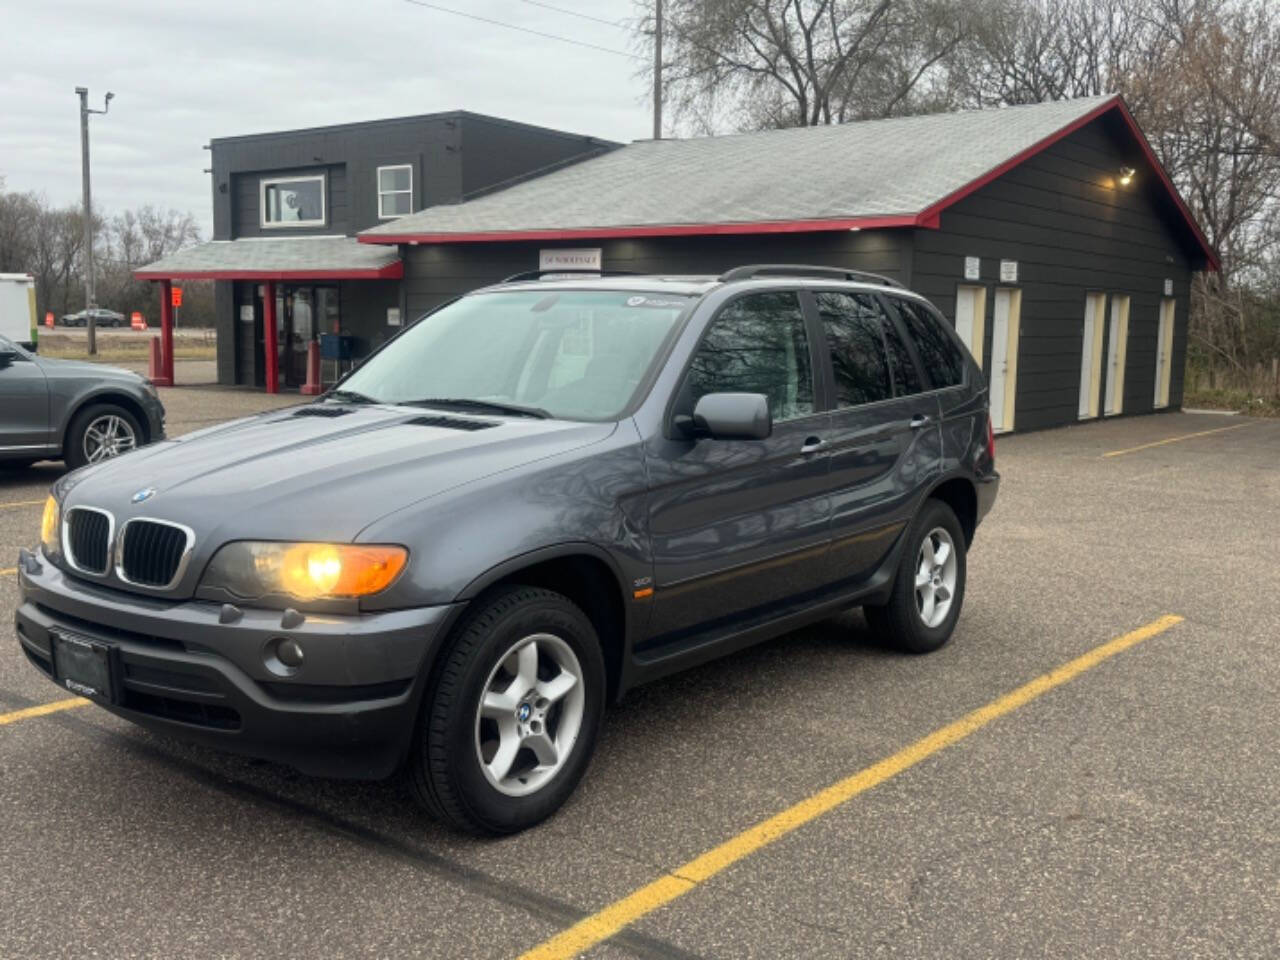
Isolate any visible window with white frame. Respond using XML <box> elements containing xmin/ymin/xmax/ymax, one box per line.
<box><xmin>378</xmin><ymin>165</ymin><xmax>413</xmax><ymax>218</ymax></box>
<box><xmin>260</xmin><ymin>175</ymin><xmax>326</xmax><ymax>227</ymax></box>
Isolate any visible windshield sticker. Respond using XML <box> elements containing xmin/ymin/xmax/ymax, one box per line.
<box><xmin>625</xmin><ymin>295</ymin><xmax>686</xmax><ymax>309</ymax></box>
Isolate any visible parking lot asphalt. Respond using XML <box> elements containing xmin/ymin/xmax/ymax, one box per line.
<box><xmin>2</xmin><ymin>399</ymin><xmax>1277</xmax><ymax>959</ymax></box>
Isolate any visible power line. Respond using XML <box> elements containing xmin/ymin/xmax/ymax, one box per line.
<box><xmin>514</xmin><ymin>0</ymin><xmax>624</xmax><ymax>28</ymax></box>
<box><xmin>401</xmin><ymin>0</ymin><xmax>642</xmax><ymax>60</ymax></box>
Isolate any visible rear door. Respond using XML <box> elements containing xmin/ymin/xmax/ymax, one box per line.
<box><xmin>807</xmin><ymin>290</ymin><xmax>942</xmax><ymax>590</ymax></box>
<box><xmin>643</xmin><ymin>290</ymin><xmax>832</xmax><ymax>651</ymax></box>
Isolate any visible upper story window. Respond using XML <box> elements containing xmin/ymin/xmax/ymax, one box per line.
<box><xmin>378</xmin><ymin>165</ymin><xmax>413</xmax><ymax>218</ymax></box>
<box><xmin>261</xmin><ymin>175</ymin><xmax>326</xmax><ymax>228</ymax></box>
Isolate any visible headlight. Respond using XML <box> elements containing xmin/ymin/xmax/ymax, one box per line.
<box><xmin>40</xmin><ymin>495</ymin><xmax>61</xmax><ymax>557</ymax></box>
<box><xmin>200</xmin><ymin>541</ymin><xmax>408</xmax><ymax>601</ymax></box>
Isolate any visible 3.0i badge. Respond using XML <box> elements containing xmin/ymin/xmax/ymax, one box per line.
<box><xmin>131</xmin><ymin>487</ymin><xmax>157</xmax><ymax>504</ymax></box>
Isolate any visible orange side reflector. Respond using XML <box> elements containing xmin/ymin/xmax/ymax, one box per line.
<box><xmin>632</xmin><ymin>587</ymin><xmax>654</xmax><ymax>600</ymax></box>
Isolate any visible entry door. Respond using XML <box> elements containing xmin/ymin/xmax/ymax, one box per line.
<box><xmin>954</xmin><ymin>285</ymin><xmax>987</xmax><ymax>368</ymax></box>
<box><xmin>643</xmin><ymin>291</ymin><xmax>832</xmax><ymax>651</ymax></box>
<box><xmin>1154</xmin><ymin>298</ymin><xmax>1175</xmax><ymax>408</ymax></box>
<box><xmin>1104</xmin><ymin>295</ymin><xmax>1131</xmax><ymax>415</ymax></box>
<box><xmin>1079</xmin><ymin>293</ymin><xmax>1107</xmax><ymax>419</ymax></box>
<box><xmin>989</xmin><ymin>288</ymin><xmax>1021</xmax><ymax>433</ymax></box>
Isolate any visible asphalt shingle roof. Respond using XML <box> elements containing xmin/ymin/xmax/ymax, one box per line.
<box><xmin>135</xmin><ymin>237</ymin><xmax>401</xmax><ymax>279</ymax></box>
<box><xmin>360</xmin><ymin>96</ymin><xmax>1117</xmax><ymax>240</ymax></box>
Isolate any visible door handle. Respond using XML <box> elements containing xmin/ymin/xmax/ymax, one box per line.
<box><xmin>800</xmin><ymin>436</ymin><xmax>828</xmax><ymax>454</ymax></box>
<box><xmin>909</xmin><ymin>415</ymin><xmax>932</xmax><ymax>430</ymax></box>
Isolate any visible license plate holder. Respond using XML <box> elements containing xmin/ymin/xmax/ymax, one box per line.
<box><xmin>50</xmin><ymin>630</ymin><xmax>118</xmax><ymax>702</ymax></box>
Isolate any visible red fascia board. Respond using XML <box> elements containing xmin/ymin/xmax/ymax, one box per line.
<box><xmin>916</xmin><ymin>95</ymin><xmax>1219</xmax><ymax>271</ymax></box>
<box><xmin>356</xmin><ymin>214</ymin><xmax>921</xmax><ymax>246</ymax></box>
<box><xmin>132</xmin><ymin>261</ymin><xmax>404</xmax><ymax>281</ymax></box>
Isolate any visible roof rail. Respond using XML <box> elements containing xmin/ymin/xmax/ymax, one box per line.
<box><xmin>718</xmin><ymin>264</ymin><xmax>903</xmax><ymax>288</ymax></box>
<box><xmin>501</xmin><ymin>268</ymin><xmax>639</xmax><ymax>283</ymax></box>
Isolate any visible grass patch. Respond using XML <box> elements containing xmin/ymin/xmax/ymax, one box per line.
<box><xmin>1183</xmin><ymin>387</ymin><xmax>1280</xmax><ymax>417</ymax></box>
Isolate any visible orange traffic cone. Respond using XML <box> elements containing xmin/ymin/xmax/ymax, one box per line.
<box><xmin>131</xmin><ymin>311</ymin><xmax>147</xmax><ymax>331</ymax></box>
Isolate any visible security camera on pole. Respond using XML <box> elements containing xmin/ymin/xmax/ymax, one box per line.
<box><xmin>76</xmin><ymin>87</ymin><xmax>113</xmax><ymax>356</ymax></box>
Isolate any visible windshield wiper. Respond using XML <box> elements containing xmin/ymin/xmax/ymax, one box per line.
<box><xmin>326</xmin><ymin>388</ymin><xmax>380</xmax><ymax>405</ymax></box>
<box><xmin>403</xmin><ymin>397</ymin><xmax>551</xmax><ymax>420</ymax></box>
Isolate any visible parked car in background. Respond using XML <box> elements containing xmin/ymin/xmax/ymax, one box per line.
<box><xmin>59</xmin><ymin>308</ymin><xmax>127</xmax><ymax>328</ymax></box>
<box><xmin>0</xmin><ymin>333</ymin><xmax>164</xmax><ymax>468</ymax></box>
<box><xmin>0</xmin><ymin>273</ymin><xmax>38</xmax><ymax>349</ymax></box>
<box><xmin>17</xmin><ymin>265</ymin><xmax>996</xmax><ymax>835</ymax></box>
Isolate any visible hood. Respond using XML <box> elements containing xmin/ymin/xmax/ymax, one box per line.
<box><xmin>36</xmin><ymin>355</ymin><xmax>143</xmax><ymax>381</ymax></box>
<box><xmin>61</xmin><ymin>403</ymin><xmax>617</xmax><ymax>548</ymax></box>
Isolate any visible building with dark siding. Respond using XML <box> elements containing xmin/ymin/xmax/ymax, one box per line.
<box><xmin>140</xmin><ymin>95</ymin><xmax>1215</xmax><ymax>433</ymax></box>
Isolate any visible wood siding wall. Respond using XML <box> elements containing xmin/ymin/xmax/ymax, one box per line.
<box><xmin>403</xmin><ymin>231</ymin><xmax>910</xmax><ymax>319</ymax></box>
<box><xmin>910</xmin><ymin>113</ymin><xmax>1197</xmax><ymax>432</ymax></box>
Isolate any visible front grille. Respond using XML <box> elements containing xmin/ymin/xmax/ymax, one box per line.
<box><xmin>65</xmin><ymin>508</ymin><xmax>111</xmax><ymax>574</ymax></box>
<box><xmin>119</xmin><ymin>520</ymin><xmax>190</xmax><ymax>587</ymax></box>
<box><xmin>120</xmin><ymin>689</ymin><xmax>241</xmax><ymax>730</ymax></box>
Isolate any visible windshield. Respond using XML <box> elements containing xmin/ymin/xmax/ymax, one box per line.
<box><xmin>337</xmin><ymin>290</ymin><xmax>691</xmax><ymax>421</ymax></box>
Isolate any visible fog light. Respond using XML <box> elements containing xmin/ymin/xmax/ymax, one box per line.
<box><xmin>276</xmin><ymin>638</ymin><xmax>305</xmax><ymax>668</ymax></box>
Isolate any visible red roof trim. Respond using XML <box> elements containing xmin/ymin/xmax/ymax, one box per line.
<box><xmin>359</xmin><ymin>96</ymin><xmax>1218</xmax><ymax>270</ymax></box>
<box><xmin>357</xmin><ymin>214</ymin><xmax>921</xmax><ymax>246</ymax></box>
<box><xmin>132</xmin><ymin>261</ymin><xmax>404</xmax><ymax>281</ymax></box>
<box><xmin>915</xmin><ymin>94</ymin><xmax>1218</xmax><ymax>271</ymax></box>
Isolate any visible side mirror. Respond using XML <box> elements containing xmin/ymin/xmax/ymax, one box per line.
<box><xmin>0</xmin><ymin>347</ymin><xmax>18</xmax><ymax>366</ymax></box>
<box><xmin>691</xmin><ymin>392</ymin><xmax>772</xmax><ymax>440</ymax></box>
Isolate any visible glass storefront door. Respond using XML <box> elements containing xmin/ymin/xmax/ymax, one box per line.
<box><xmin>276</xmin><ymin>285</ymin><xmax>339</xmax><ymax>388</ymax></box>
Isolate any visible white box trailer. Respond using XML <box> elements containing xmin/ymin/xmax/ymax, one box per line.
<box><xmin>0</xmin><ymin>273</ymin><xmax>38</xmax><ymax>349</ymax></box>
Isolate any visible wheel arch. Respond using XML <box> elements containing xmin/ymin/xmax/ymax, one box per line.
<box><xmin>61</xmin><ymin>390</ymin><xmax>153</xmax><ymax>456</ymax></box>
<box><xmin>925</xmin><ymin>474</ymin><xmax>978</xmax><ymax>547</ymax></box>
<box><xmin>455</xmin><ymin>543</ymin><xmax>631</xmax><ymax>701</ymax></box>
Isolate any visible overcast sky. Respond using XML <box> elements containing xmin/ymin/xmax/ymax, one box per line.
<box><xmin>0</xmin><ymin>0</ymin><xmax>650</xmax><ymax>237</ymax></box>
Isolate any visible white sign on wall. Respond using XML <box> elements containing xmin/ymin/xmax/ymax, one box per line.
<box><xmin>539</xmin><ymin>248</ymin><xmax>602</xmax><ymax>272</ymax></box>
<box><xmin>387</xmin><ymin>307</ymin><xmax>402</xmax><ymax>327</ymax></box>
<box><xmin>963</xmin><ymin>256</ymin><xmax>981</xmax><ymax>280</ymax></box>
<box><xmin>239</xmin><ymin>305</ymin><xmax>254</xmax><ymax>322</ymax></box>
<box><xmin>1163</xmin><ymin>278</ymin><xmax>1173</xmax><ymax>296</ymax></box>
<box><xmin>1000</xmin><ymin>259</ymin><xmax>1018</xmax><ymax>283</ymax></box>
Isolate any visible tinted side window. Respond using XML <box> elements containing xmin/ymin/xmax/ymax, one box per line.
<box><xmin>893</xmin><ymin>297</ymin><xmax>965</xmax><ymax>388</ymax></box>
<box><xmin>815</xmin><ymin>292</ymin><xmax>892</xmax><ymax>407</ymax></box>
<box><xmin>686</xmin><ymin>292</ymin><xmax>815</xmax><ymax>422</ymax></box>
<box><xmin>882</xmin><ymin>315</ymin><xmax>924</xmax><ymax>396</ymax></box>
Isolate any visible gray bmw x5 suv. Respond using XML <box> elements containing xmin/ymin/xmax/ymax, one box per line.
<box><xmin>17</xmin><ymin>265</ymin><xmax>998</xmax><ymax>834</ymax></box>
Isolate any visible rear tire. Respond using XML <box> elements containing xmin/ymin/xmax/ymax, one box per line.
<box><xmin>409</xmin><ymin>585</ymin><xmax>606</xmax><ymax>835</ymax></box>
<box><xmin>864</xmin><ymin>499</ymin><xmax>967</xmax><ymax>654</ymax></box>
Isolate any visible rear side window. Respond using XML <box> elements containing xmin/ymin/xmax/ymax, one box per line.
<box><xmin>814</xmin><ymin>292</ymin><xmax>892</xmax><ymax>406</ymax></box>
<box><xmin>893</xmin><ymin>297</ymin><xmax>965</xmax><ymax>388</ymax></box>
<box><xmin>882</xmin><ymin>317</ymin><xmax>924</xmax><ymax>396</ymax></box>
<box><xmin>685</xmin><ymin>292</ymin><xmax>815</xmax><ymax>422</ymax></box>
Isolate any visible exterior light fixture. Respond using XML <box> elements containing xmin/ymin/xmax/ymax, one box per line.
<box><xmin>1118</xmin><ymin>166</ymin><xmax>1136</xmax><ymax>186</ymax></box>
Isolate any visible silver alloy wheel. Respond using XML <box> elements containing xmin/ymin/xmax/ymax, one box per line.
<box><xmin>474</xmin><ymin>632</ymin><xmax>585</xmax><ymax>798</ymax></box>
<box><xmin>83</xmin><ymin>414</ymin><xmax>137</xmax><ymax>463</ymax></box>
<box><xmin>914</xmin><ymin>526</ymin><xmax>958</xmax><ymax>629</ymax></box>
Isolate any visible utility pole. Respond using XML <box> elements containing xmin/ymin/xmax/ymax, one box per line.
<box><xmin>652</xmin><ymin>0</ymin><xmax>663</xmax><ymax>140</ymax></box>
<box><xmin>76</xmin><ymin>86</ymin><xmax>113</xmax><ymax>356</ymax></box>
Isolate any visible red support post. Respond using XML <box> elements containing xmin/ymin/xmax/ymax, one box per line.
<box><xmin>263</xmin><ymin>280</ymin><xmax>279</xmax><ymax>394</ymax></box>
<box><xmin>152</xmin><ymin>280</ymin><xmax>174</xmax><ymax>387</ymax></box>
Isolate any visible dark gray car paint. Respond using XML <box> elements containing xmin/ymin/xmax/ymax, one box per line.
<box><xmin>0</xmin><ymin>340</ymin><xmax>165</xmax><ymax>461</ymax></box>
<box><xmin>17</xmin><ymin>274</ymin><xmax>997</xmax><ymax>778</ymax></box>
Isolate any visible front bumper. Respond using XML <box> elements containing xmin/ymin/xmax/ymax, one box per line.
<box><xmin>14</xmin><ymin>550</ymin><xmax>460</xmax><ymax>779</ymax></box>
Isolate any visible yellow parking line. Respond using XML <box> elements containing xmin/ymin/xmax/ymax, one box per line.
<box><xmin>0</xmin><ymin>697</ymin><xmax>90</xmax><ymax>726</ymax></box>
<box><xmin>0</xmin><ymin>567</ymin><xmax>15</xmax><ymax>577</ymax></box>
<box><xmin>518</xmin><ymin>614</ymin><xmax>1185</xmax><ymax>960</ymax></box>
<box><xmin>0</xmin><ymin>499</ymin><xmax>45</xmax><ymax>510</ymax></box>
<box><xmin>1103</xmin><ymin>421</ymin><xmax>1252</xmax><ymax>457</ymax></box>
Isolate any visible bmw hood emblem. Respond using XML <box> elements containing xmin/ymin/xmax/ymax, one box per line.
<box><xmin>131</xmin><ymin>487</ymin><xmax>157</xmax><ymax>504</ymax></box>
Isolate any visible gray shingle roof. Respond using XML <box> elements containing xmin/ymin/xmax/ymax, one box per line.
<box><xmin>135</xmin><ymin>237</ymin><xmax>401</xmax><ymax>278</ymax></box>
<box><xmin>361</xmin><ymin>96</ymin><xmax>1116</xmax><ymax>240</ymax></box>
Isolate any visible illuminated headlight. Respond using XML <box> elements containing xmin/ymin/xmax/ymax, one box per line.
<box><xmin>199</xmin><ymin>541</ymin><xmax>408</xmax><ymax>601</ymax></box>
<box><xmin>40</xmin><ymin>495</ymin><xmax>61</xmax><ymax>557</ymax></box>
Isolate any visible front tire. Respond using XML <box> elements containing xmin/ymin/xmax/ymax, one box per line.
<box><xmin>409</xmin><ymin>585</ymin><xmax>606</xmax><ymax>835</ymax></box>
<box><xmin>864</xmin><ymin>499</ymin><xmax>967</xmax><ymax>654</ymax></box>
<box><xmin>65</xmin><ymin>403</ymin><xmax>142</xmax><ymax>469</ymax></box>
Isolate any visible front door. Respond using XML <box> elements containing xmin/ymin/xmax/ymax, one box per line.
<box><xmin>1154</xmin><ymin>298</ymin><xmax>1175</xmax><ymax>408</ymax></box>
<box><xmin>1104</xmin><ymin>295</ymin><xmax>1131</xmax><ymax>415</ymax></box>
<box><xmin>643</xmin><ymin>290</ymin><xmax>832</xmax><ymax>653</ymax></box>
<box><xmin>0</xmin><ymin>348</ymin><xmax>50</xmax><ymax>451</ymax></box>
<box><xmin>1079</xmin><ymin>293</ymin><xmax>1107</xmax><ymax>419</ymax></box>
<box><xmin>954</xmin><ymin>284</ymin><xmax>987</xmax><ymax>369</ymax></box>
